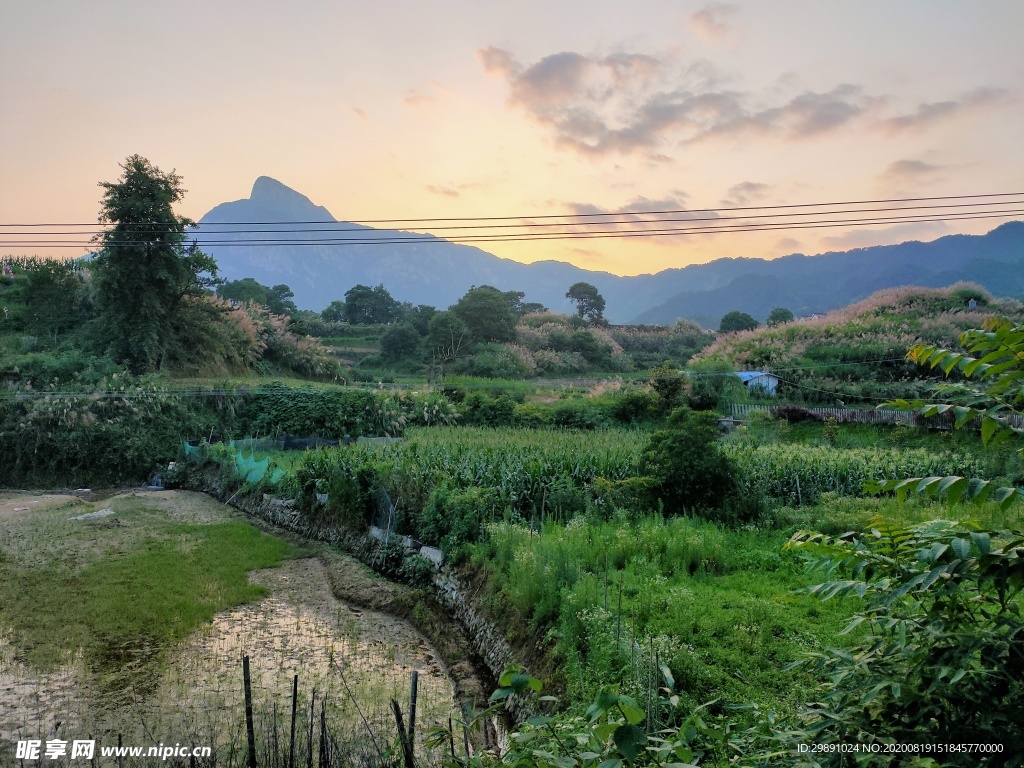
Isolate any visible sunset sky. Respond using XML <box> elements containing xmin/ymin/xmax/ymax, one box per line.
<box><xmin>1</xmin><ymin>1</ymin><xmax>1022</xmax><ymax>276</ymax></box>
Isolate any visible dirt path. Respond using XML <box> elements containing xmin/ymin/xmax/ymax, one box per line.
<box><xmin>0</xmin><ymin>492</ymin><xmax>82</xmax><ymax>521</ymax></box>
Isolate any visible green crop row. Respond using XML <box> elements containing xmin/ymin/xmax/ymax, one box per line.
<box><xmin>724</xmin><ymin>442</ymin><xmax>983</xmax><ymax>506</ymax></box>
<box><xmin>263</xmin><ymin>427</ymin><xmax>990</xmax><ymax>553</ymax></box>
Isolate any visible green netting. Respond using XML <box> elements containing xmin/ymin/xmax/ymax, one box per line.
<box><xmin>185</xmin><ymin>439</ymin><xmax>287</xmax><ymax>484</ymax></box>
<box><xmin>234</xmin><ymin>453</ymin><xmax>270</xmax><ymax>484</ymax></box>
<box><xmin>183</xmin><ymin>441</ymin><xmax>206</xmax><ymax>463</ymax></box>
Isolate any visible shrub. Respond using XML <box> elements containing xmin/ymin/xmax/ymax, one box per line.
<box><xmin>415</xmin><ymin>485</ymin><xmax>500</xmax><ymax>554</ymax></box>
<box><xmin>461</xmin><ymin>393</ymin><xmax>518</xmax><ymax>427</ymax></box>
<box><xmin>609</xmin><ymin>388</ymin><xmax>657</xmax><ymax>424</ymax></box>
<box><xmin>686</xmin><ymin>356</ymin><xmax>742</xmax><ymax>411</ymax></box>
<box><xmin>640</xmin><ymin>408</ymin><xmax>746</xmax><ymax>522</ymax></box>
<box><xmin>773</xmin><ymin>405</ymin><xmax>821</xmax><ymax>423</ymax></box>
<box><xmin>787</xmin><ymin>519</ymin><xmax>1024</xmax><ymax>759</ymax></box>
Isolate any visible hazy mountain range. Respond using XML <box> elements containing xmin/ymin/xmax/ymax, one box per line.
<box><xmin>192</xmin><ymin>177</ymin><xmax>1024</xmax><ymax>326</ymax></box>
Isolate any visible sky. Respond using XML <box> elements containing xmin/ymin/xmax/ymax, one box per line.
<box><xmin>1</xmin><ymin>1</ymin><xmax>1022</xmax><ymax>277</ymax></box>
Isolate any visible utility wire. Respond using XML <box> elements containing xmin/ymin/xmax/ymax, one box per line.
<box><xmin>5</xmin><ymin>199</ymin><xmax>1024</xmax><ymax>236</ymax></box>
<box><xmin>3</xmin><ymin>191</ymin><xmax>1021</xmax><ymax>228</ymax></box>
<box><xmin>5</xmin><ymin>211</ymin><xmax>1022</xmax><ymax>249</ymax></box>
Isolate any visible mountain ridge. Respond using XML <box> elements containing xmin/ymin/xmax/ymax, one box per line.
<box><xmin>191</xmin><ymin>178</ymin><xmax>1024</xmax><ymax>325</ymax></box>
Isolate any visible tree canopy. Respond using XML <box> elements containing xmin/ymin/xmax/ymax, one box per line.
<box><xmin>342</xmin><ymin>284</ymin><xmax>398</xmax><ymax>324</ymax></box>
<box><xmin>91</xmin><ymin>155</ymin><xmax>220</xmax><ymax>372</ymax></box>
<box><xmin>566</xmin><ymin>282</ymin><xmax>606</xmax><ymax>323</ymax></box>
<box><xmin>718</xmin><ymin>310</ymin><xmax>759</xmax><ymax>333</ymax></box>
<box><xmin>451</xmin><ymin>285</ymin><xmax>517</xmax><ymax>342</ymax></box>
<box><xmin>766</xmin><ymin>306</ymin><xmax>794</xmax><ymax>327</ymax></box>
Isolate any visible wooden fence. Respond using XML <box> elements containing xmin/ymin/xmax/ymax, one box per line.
<box><xmin>729</xmin><ymin>403</ymin><xmax>1024</xmax><ymax>430</ymax></box>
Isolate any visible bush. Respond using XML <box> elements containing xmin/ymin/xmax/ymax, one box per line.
<box><xmin>461</xmin><ymin>393</ymin><xmax>518</xmax><ymax>427</ymax></box>
<box><xmin>609</xmin><ymin>388</ymin><xmax>657</xmax><ymax>424</ymax></box>
<box><xmin>686</xmin><ymin>357</ymin><xmax>742</xmax><ymax>411</ymax></box>
<box><xmin>0</xmin><ymin>378</ymin><xmax>225</xmax><ymax>486</ymax></box>
<box><xmin>640</xmin><ymin>408</ymin><xmax>749</xmax><ymax>523</ymax></box>
<box><xmin>236</xmin><ymin>384</ymin><xmax>381</xmax><ymax>437</ymax></box>
<box><xmin>414</xmin><ymin>485</ymin><xmax>500</xmax><ymax>554</ymax></box>
<box><xmin>773</xmin><ymin>405</ymin><xmax>821</xmax><ymax>423</ymax></box>
<box><xmin>547</xmin><ymin>398</ymin><xmax>614</xmax><ymax>430</ymax></box>
<box><xmin>451</xmin><ymin>344</ymin><xmax>529</xmax><ymax>379</ymax></box>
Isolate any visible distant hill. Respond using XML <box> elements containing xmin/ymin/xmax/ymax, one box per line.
<box><xmin>194</xmin><ymin>177</ymin><xmax>631</xmax><ymax>318</ymax></box>
<box><xmin>634</xmin><ymin>222</ymin><xmax>1024</xmax><ymax>326</ymax></box>
<box><xmin>693</xmin><ymin>284</ymin><xmax>1024</xmax><ymax>404</ymax></box>
<box><xmin>191</xmin><ymin>178</ymin><xmax>1024</xmax><ymax>325</ymax></box>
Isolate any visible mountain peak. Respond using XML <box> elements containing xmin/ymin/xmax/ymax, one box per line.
<box><xmin>246</xmin><ymin>176</ymin><xmax>335</xmax><ymax>221</ymax></box>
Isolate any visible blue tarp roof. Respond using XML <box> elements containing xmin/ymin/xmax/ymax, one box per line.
<box><xmin>735</xmin><ymin>371</ymin><xmax>777</xmax><ymax>382</ymax></box>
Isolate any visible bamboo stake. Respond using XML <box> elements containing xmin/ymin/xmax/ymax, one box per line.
<box><xmin>243</xmin><ymin>656</ymin><xmax>257</xmax><ymax>768</ymax></box>
<box><xmin>289</xmin><ymin>675</ymin><xmax>298</xmax><ymax>768</ymax></box>
<box><xmin>408</xmin><ymin>670</ymin><xmax>419</xmax><ymax>747</ymax></box>
<box><xmin>307</xmin><ymin>689</ymin><xmax>316</xmax><ymax>768</ymax></box>
<box><xmin>390</xmin><ymin>700</ymin><xmax>416</xmax><ymax>768</ymax></box>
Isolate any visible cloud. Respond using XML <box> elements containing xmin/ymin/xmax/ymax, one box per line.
<box><xmin>880</xmin><ymin>159</ymin><xmax>945</xmax><ymax>182</ymax></box>
<box><xmin>478</xmin><ymin>46</ymin><xmax>521</xmax><ymax>78</ymax></box>
<box><xmin>820</xmin><ymin>220</ymin><xmax>949</xmax><ymax>250</ymax></box>
<box><xmin>426</xmin><ymin>176</ymin><xmax>502</xmax><ymax>198</ymax></box>
<box><xmin>404</xmin><ymin>89</ymin><xmax>433</xmax><ymax>108</ymax></box>
<box><xmin>723</xmin><ymin>181</ymin><xmax>771</xmax><ymax>205</ymax></box>
<box><xmin>351</xmin><ymin>106</ymin><xmax>368</xmax><ymax>121</ymax></box>
<box><xmin>689</xmin><ymin>4</ymin><xmax>739</xmax><ymax>45</ymax></box>
<box><xmin>427</xmin><ymin>184</ymin><xmax>461</xmax><ymax>198</ymax></box>
<box><xmin>557</xmin><ymin>194</ymin><xmax>718</xmax><ymax>244</ymax></box>
<box><xmin>775</xmin><ymin>237</ymin><xmax>802</xmax><ymax>252</ymax></box>
<box><xmin>480</xmin><ymin>46</ymin><xmax>876</xmax><ymax>156</ymax></box>
<box><xmin>878</xmin><ymin>88</ymin><xmax>1006</xmax><ymax>135</ymax></box>
<box><xmin>403</xmin><ymin>81</ymin><xmax>450</xmax><ymax>110</ymax></box>
<box><xmin>568</xmin><ymin>246</ymin><xmax>606</xmax><ymax>263</ymax></box>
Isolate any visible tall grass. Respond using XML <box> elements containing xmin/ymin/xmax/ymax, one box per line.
<box><xmin>469</xmin><ymin>513</ymin><xmax>855</xmax><ymax>716</ymax></box>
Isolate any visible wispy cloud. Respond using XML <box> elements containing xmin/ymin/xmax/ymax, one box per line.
<box><xmin>879</xmin><ymin>159</ymin><xmax>945</xmax><ymax>182</ymax></box>
<box><xmin>820</xmin><ymin>220</ymin><xmax>949</xmax><ymax>250</ymax></box>
<box><xmin>426</xmin><ymin>176</ymin><xmax>502</xmax><ymax>198</ymax></box>
<box><xmin>689</xmin><ymin>4</ymin><xmax>739</xmax><ymax>46</ymax></box>
<box><xmin>722</xmin><ymin>181</ymin><xmax>771</xmax><ymax>206</ymax></box>
<box><xmin>403</xmin><ymin>80</ymin><xmax>450</xmax><ymax>110</ymax></box>
<box><xmin>556</xmin><ymin>194</ymin><xmax>717</xmax><ymax>244</ymax></box>
<box><xmin>479</xmin><ymin>46</ymin><xmax>876</xmax><ymax>157</ymax></box>
<box><xmin>878</xmin><ymin>88</ymin><xmax>1006</xmax><ymax>134</ymax></box>
<box><xmin>427</xmin><ymin>184</ymin><xmax>461</xmax><ymax>197</ymax></box>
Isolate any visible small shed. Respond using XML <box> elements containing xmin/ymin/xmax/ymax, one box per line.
<box><xmin>735</xmin><ymin>371</ymin><xmax>779</xmax><ymax>396</ymax></box>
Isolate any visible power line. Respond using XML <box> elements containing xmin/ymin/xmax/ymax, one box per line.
<box><xmin>3</xmin><ymin>191</ymin><xmax>1021</xmax><ymax>228</ymax></box>
<box><xmin>5</xmin><ymin>199</ymin><xmax>1023</xmax><ymax>236</ymax></box>
<box><xmin>4</xmin><ymin>210</ymin><xmax>1022</xmax><ymax>249</ymax></box>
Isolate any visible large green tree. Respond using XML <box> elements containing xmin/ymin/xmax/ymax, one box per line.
<box><xmin>23</xmin><ymin>260</ymin><xmax>88</xmax><ymax>341</ymax></box>
<box><xmin>566</xmin><ymin>282</ymin><xmax>606</xmax><ymax>324</ymax></box>
<box><xmin>320</xmin><ymin>300</ymin><xmax>346</xmax><ymax>323</ymax></box>
<box><xmin>718</xmin><ymin>310</ymin><xmax>759</xmax><ymax>333</ymax></box>
<box><xmin>765</xmin><ymin>306</ymin><xmax>794</xmax><ymax>327</ymax></box>
<box><xmin>218</xmin><ymin>277</ymin><xmax>268</xmax><ymax>305</ymax></box>
<box><xmin>342</xmin><ymin>284</ymin><xmax>398</xmax><ymax>324</ymax></box>
<box><xmin>451</xmin><ymin>285</ymin><xmax>517</xmax><ymax>342</ymax></box>
<box><xmin>91</xmin><ymin>155</ymin><xmax>220</xmax><ymax>372</ymax></box>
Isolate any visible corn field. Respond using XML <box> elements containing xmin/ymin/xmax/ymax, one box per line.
<box><xmin>724</xmin><ymin>443</ymin><xmax>983</xmax><ymax>505</ymax></box>
<box><xmin>293</xmin><ymin>427</ymin><xmax>648</xmax><ymax>523</ymax></box>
